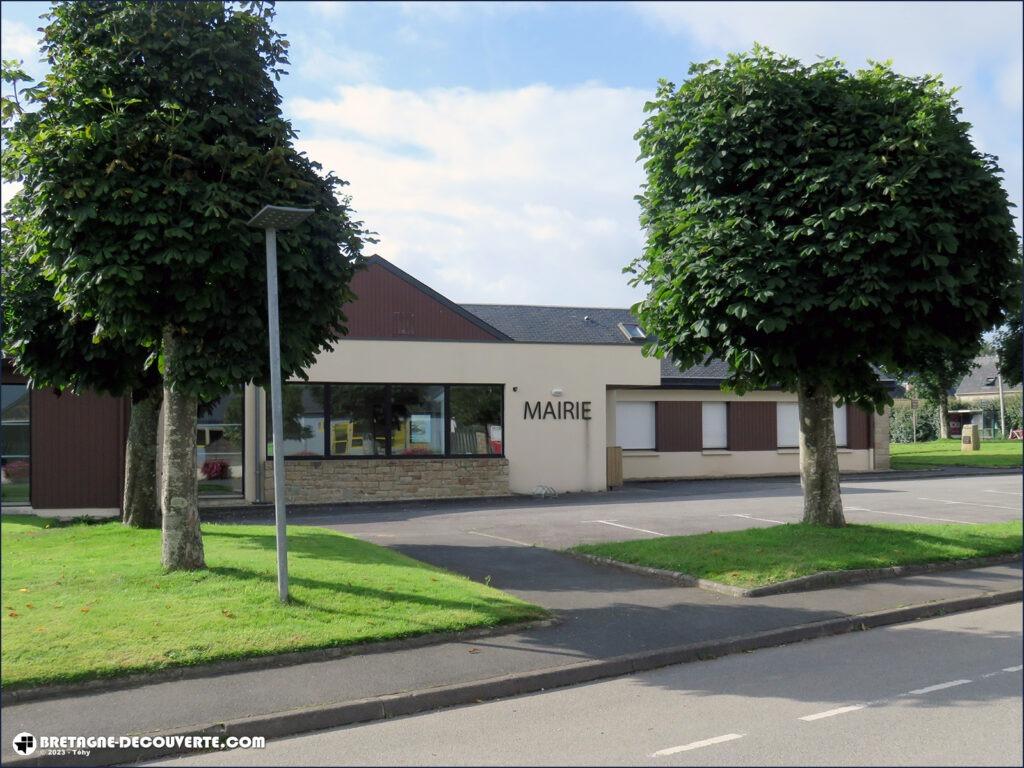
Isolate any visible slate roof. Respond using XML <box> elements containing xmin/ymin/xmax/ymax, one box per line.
<box><xmin>956</xmin><ymin>356</ymin><xmax>1022</xmax><ymax>396</ymax></box>
<box><xmin>459</xmin><ymin>303</ymin><xmax>899</xmax><ymax>390</ymax></box>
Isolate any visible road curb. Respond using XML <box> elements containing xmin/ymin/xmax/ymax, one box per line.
<box><xmin>565</xmin><ymin>551</ymin><xmax>1024</xmax><ymax>598</ymax></box>
<box><xmin>6</xmin><ymin>588</ymin><xmax>1020</xmax><ymax>767</ymax></box>
<box><xmin>1</xmin><ymin>617</ymin><xmax>557</xmax><ymax>705</ymax></box>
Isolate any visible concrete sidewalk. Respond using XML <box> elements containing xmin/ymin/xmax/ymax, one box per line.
<box><xmin>3</xmin><ymin>544</ymin><xmax>1020</xmax><ymax>766</ymax></box>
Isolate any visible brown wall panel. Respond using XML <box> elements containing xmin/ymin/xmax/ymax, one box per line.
<box><xmin>31</xmin><ymin>389</ymin><xmax>128</xmax><ymax>509</ymax></box>
<box><xmin>344</xmin><ymin>261</ymin><xmax>503</xmax><ymax>341</ymax></box>
<box><xmin>655</xmin><ymin>401</ymin><xmax>703</xmax><ymax>452</ymax></box>
<box><xmin>847</xmin><ymin>406</ymin><xmax>871</xmax><ymax>450</ymax></box>
<box><xmin>728</xmin><ymin>401</ymin><xmax>777</xmax><ymax>451</ymax></box>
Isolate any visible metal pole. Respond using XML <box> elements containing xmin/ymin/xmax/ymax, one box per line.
<box><xmin>264</xmin><ymin>227</ymin><xmax>289</xmax><ymax>603</ymax></box>
<box><xmin>998</xmin><ymin>373</ymin><xmax>1006</xmax><ymax>438</ymax></box>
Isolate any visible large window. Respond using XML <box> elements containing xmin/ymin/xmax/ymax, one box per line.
<box><xmin>197</xmin><ymin>389</ymin><xmax>244</xmax><ymax>496</ymax></box>
<box><xmin>450</xmin><ymin>385</ymin><xmax>503</xmax><ymax>455</ymax></box>
<box><xmin>1</xmin><ymin>384</ymin><xmax>30</xmax><ymax>505</ymax></box>
<box><xmin>330</xmin><ymin>385</ymin><xmax>387</xmax><ymax>456</ymax></box>
<box><xmin>272</xmin><ymin>383</ymin><xmax>503</xmax><ymax>459</ymax></box>
<box><xmin>270</xmin><ymin>384</ymin><xmax>326</xmax><ymax>457</ymax></box>
<box><xmin>616</xmin><ymin>401</ymin><xmax>655</xmax><ymax>450</ymax></box>
<box><xmin>777</xmin><ymin>402</ymin><xmax>848</xmax><ymax>448</ymax></box>
<box><xmin>702</xmin><ymin>402</ymin><xmax>728</xmax><ymax>449</ymax></box>
<box><xmin>390</xmin><ymin>385</ymin><xmax>445</xmax><ymax>456</ymax></box>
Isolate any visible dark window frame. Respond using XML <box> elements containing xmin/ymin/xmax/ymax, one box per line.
<box><xmin>268</xmin><ymin>382</ymin><xmax>505</xmax><ymax>460</ymax></box>
<box><xmin>0</xmin><ymin>381</ymin><xmax>32</xmax><ymax>507</ymax></box>
<box><xmin>197</xmin><ymin>389</ymin><xmax>246</xmax><ymax>499</ymax></box>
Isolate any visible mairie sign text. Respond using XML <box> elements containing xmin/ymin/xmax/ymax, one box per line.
<box><xmin>523</xmin><ymin>400</ymin><xmax>592</xmax><ymax>420</ymax></box>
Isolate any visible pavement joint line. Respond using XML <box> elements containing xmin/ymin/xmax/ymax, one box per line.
<box><xmin>583</xmin><ymin>520</ymin><xmax>667</xmax><ymax>537</ymax></box>
<box><xmin>845</xmin><ymin>506</ymin><xmax>973</xmax><ymax>525</ymax></box>
<box><xmin>651</xmin><ymin>733</ymin><xmax>745</xmax><ymax>756</ymax></box>
<box><xmin>901</xmin><ymin>679</ymin><xmax>972</xmax><ymax>696</ymax></box>
<box><xmin>798</xmin><ymin>704</ymin><xmax>865</xmax><ymax>721</ymax></box>
<box><xmin>465</xmin><ymin>531</ymin><xmax>532</xmax><ymax>547</ymax></box>
<box><xmin>917</xmin><ymin>497</ymin><xmax>1020</xmax><ymax>512</ymax></box>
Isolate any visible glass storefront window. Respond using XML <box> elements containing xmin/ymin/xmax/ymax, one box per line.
<box><xmin>450</xmin><ymin>385</ymin><xmax>503</xmax><ymax>455</ymax></box>
<box><xmin>390</xmin><ymin>385</ymin><xmax>445</xmax><ymax>456</ymax></box>
<box><xmin>330</xmin><ymin>384</ymin><xmax>387</xmax><ymax>456</ymax></box>
<box><xmin>197</xmin><ymin>389</ymin><xmax>244</xmax><ymax>496</ymax></box>
<box><xmin>1</xmin><ymin>383</ymin><xmax>31</xmax><ymax>505</ymax></box>
<box><xmin>271</xmin><ymin>384</ymin><xmax>325</xmax><ymax>457</ymax></box>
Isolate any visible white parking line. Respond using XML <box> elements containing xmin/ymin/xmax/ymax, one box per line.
<box><xmin>583</xmin><ymin>520</ymin><xmax>667</xmax><ymax>537</ymax></box>
<box><xmin>1004</xmin><ymin>665</ymin><xmax>1023</xmax><ymax>673</ymax></box>
<box><xmin>728</xmin><ymin>513</ymin><xmax>787</xmax><ymax>525</ymax></box>
<box><xmin>984</xmin><ymin>490</ymin><xmax>1023</xmax><ymax>497</ymax></box>
<box><xmin>902</xmin><ymin>679</ymin><xmax>972</xmax><ymax>696</ymax></box>
<box><xmin>465</xmin><ymin>531</ymin><xmax>532</xmax><ymax>547</ymax></box>
<box><xmin>918</xmin><ymin>497</ymin><xmax>1020</xmax><ymax>512</ymax></box>
<box><xmin>652</xmin><ymin>733</ymin><xmax>744</xmax><ymax>756</ymax></box>
<box><xmin>845</xmin><ymin>507</ymin><xmax>972</xmax><ymax>525</ymax></box>
<box><xmin>798</xmin><ymin>704</ymin><xmax>865</xmax><ymax>721</ymax></box>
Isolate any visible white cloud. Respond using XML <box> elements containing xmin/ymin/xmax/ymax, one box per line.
<box><xmin>295</xmin><ymin>47</ymin><xmax>381</xmax><ymax>83</ymax></box>
<box><xmin>290</xmin><ymin>84</ymin><xmax>648</xmax><ymax>306</ymax></box>
<box><xmin>633</xmin><ymin>1</ymin><xmax>1023</xmax><ymax>233</ymax></box>
<box><xmin>0</xmin><ymin>19</ymin><xmax>39</xmax><ymax>62</ymax></box>
<box><xmin>307</xmin><ymin>2</ymin><xmax>348</xmax><ymax>21</ymax></box>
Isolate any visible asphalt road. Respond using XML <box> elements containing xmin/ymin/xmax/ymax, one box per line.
<box><xmin>150</xmin><ymin>603</ymin><xmax>1024</xmax><ymax>766</ymax></box>
<box><xmin>273</xmin><ymin>472</ymin><xmax>1023</xmax><ymax>550</ymax></box>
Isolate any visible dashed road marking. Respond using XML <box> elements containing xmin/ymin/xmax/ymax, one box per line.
<box><xmin>798</xmin><ymin>704</ymin><xmax>865</xmax><ymax>721</ymax></box>
<box><xmin>917</xmin><ymin>497</ymin><xmax>1020</xmax><ymax>512</ymax></box>
<box><xmin>1003</xmin><ymin>665</ymin><xmax>1023</xmax><ymax>673</ymax></box>
<box><xmin>652</xmin><ymin>733</ymin><xmax>745</xmax><ymax>756</ymax></box>
<box><xmin>902</xmin><ymin>679</ymin><xmax>972</xmax><ymax>696</ymax></box>
<box><xmin>465</xmin><ymin>531</ymin><xmax>532</xmax><ymax>547</ymax></box>
<box><xmin>845</xmin><ymin>506</ymin><xmax>972</xmax><ymax>524</ymax></box>
<box><xmin>583</xmin><ymin>520</ymin><xmax>667</xmax><ymax>537</ymax></box>
<box><xmin>984</xmin><ymin>490</ymin><xmax>1022</xmax><ymax>497</ymax></box>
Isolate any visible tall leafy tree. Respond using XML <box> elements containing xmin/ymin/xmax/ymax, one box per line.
<box><xmin>903</xmin><ymin>349</ymin><xmax>979</xmax><ymax>439</ymax></box>
<box><xmin>2</xmin><ymin>1</ymin><xmax>370</xmax><ymax>568</ymax></box>
<box><xmin>630</xmin><ymin>47</ymin><xmax>1017</xmax><ymax>525</ymax></box>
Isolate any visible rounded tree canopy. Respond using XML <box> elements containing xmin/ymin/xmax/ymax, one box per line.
<box><xmin>1</xmin><ymin>0</ymin><xmax>372</xmax><ymax>399</ymax></box>
<box><xmin>629</xmin><ymin>46</ymin><xmax>1019</xmax><ymax>409</ymax></box>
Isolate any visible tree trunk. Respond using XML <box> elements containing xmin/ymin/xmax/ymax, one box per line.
<box><xmin>938</xmin><ymin>395</ymin><xmax>950</xmax><ymax>440</ymax></box>
<box><xmin>798</xmin><ymin>382</ymin><xmax>845</xmax><ymax>527</ymax></box>
<box><xmin>122</xmin><ymin>387</ymin><xmax>162</xmax><ymax>528</ymax></box>
<box><xmin>160</xmin><ymin>328</ymin><xmax>206</xmax><ymax>570</ymax></box>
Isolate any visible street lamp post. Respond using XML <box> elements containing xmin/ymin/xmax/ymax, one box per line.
<box><xmin>247</xmin><ymin>205</ymin><xmax>314</xmax><ymax>603</ymax></box>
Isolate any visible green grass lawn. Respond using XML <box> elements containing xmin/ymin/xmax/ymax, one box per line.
<box><xmin>572</xmin><ymin>521</ymin><xmax>1022</xmax><ymax>588</ymax></box>
<box><xmin>891</xmin><ymin>438</ymin><xmax>1023</xmax><ymax>469</ymax></box>
<box><xmin>1</xmin><ymin>515</ymin><xmax>545</xmax><ymax>688</ymax></box>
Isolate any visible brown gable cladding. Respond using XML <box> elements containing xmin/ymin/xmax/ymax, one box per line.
<box><xmin>847</xmin><ymin>406</ymin><xmax>872</xmax><ymax>450</ymax></box>
<box><xmin>30</xmin><ymin>389</ymin><xmax>129</xmax><ymax>509</ymax></box>
<box><xmin>655</xmin><ymin>401</ymin><xmax>702</xmax><ymax>451</ymax></box>
<box><xmin>343</xmin><ymin>257</ymin><xmax>510</xmax><ymax>342</ymax></box>
<box><xmin>727</xmin><ymin>401</ymin><xmax>778</xmax><ymax>451</ymax></box>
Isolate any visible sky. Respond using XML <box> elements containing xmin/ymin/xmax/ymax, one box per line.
<box><xmin>2</xmin><ymin>1</ymin><xmax>1021</xmax><ymax>307</ymax></box>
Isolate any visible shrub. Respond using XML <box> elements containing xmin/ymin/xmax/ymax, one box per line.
<box><xmin>201</xmin><ymin>459</ymin><xmax>230</xmax><ymax>480</ymax></box>
<box><xmin>890</xmin><ymin>401</ymin><xmax>939</xmax><ymax>443</ymax></box>
<box><xmin>2</xmin><ymin>460</ymin><xmax>30</xmax><ymax>481</ymax></box>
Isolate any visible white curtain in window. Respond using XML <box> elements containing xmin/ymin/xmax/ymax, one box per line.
<box><xmin>833</xmin><ymin>404</ymin><xmax>848</xmax><ymax>447</ymax></box>
<box><xmin>616</xmin><ymin>402</ymin><xmax>656</xmax><ymax>450</ymax></box>
<box><xmin>777</xmin><ymin>402</ymin><xmax>799</xmax><ymax>448</ymax></box>
<box><xmin>702</xmin><ymin>402</ymin><xmax>728</xmax><ymax>449</ymax></box>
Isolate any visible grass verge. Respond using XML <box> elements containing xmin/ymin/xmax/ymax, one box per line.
<box><xmin>572</xmin><ymin>521</ymin><xmax>1022</xmax><ymax>588</ymax></box>
<box><xmin>1</xmin><ymin>515</ymin><xmax>545</xmax><ymax>688</ymax></box>
<box><xmin>890</xmin><ymin>438</ymin><xmax>1023</xmax><ymax>469</ymax></box>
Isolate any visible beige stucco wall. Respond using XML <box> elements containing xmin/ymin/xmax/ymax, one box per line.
<box><xmin>245</xmin><ymin>339</ymin><xmax>659</xmax><ymax>498</ymax></box>
<box><xmin>610</xmin><ymin>387</ymin><xmax>874</xmax><ymax>480</ymax></box>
